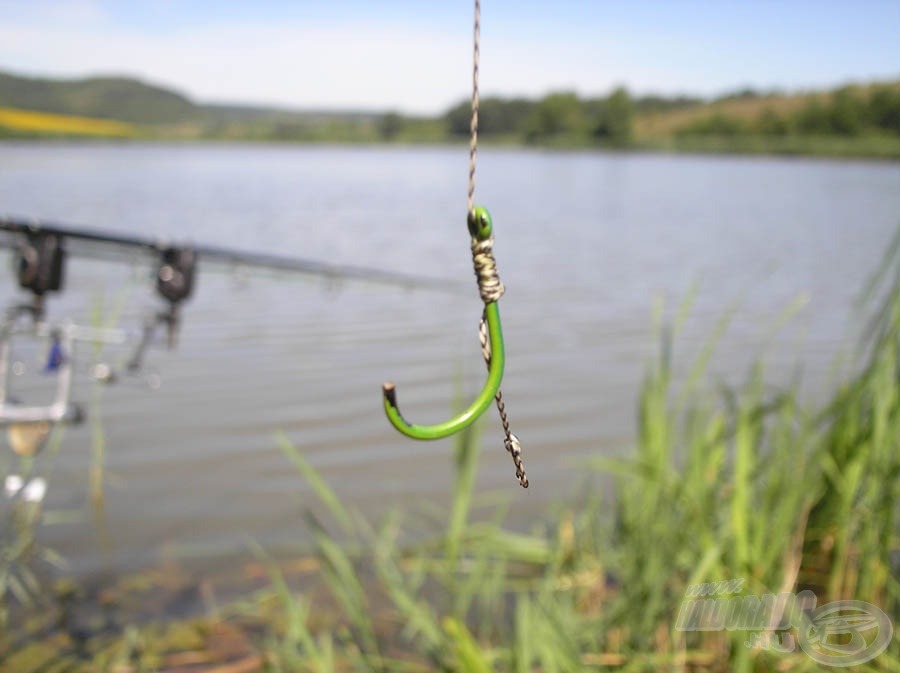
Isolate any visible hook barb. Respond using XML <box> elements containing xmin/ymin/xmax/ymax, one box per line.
<box><xmin>382</xmin><ymin>301</ymin><xmax>504</xmax><ymax>440</ymax></box>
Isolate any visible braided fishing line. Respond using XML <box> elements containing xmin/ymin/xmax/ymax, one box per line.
<box><xmin>467</xmin><ymin>0</ymin><xmax>528</xmax><ymax>488</ymax></box>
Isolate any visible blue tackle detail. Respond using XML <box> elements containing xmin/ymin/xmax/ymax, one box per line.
<box><xmin>45</xmin><ymin>337</ymin><xmax>65</xmax><ymax>372</ymax></box>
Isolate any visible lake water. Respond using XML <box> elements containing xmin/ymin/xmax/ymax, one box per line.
<box><xmin>1</xmin><ymin>143</ymin><xmax>898</xmax><ymax>591</ymax></box>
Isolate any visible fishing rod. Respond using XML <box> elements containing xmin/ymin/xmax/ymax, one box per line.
<box><xmin>0</xmin><ymin>215</ymin><xmax>461</xmax><ymax>293</ymax></box>
<box><xmin>1</xmin><ymin>212</ymin><xmax>462</xmax><ymax>381</ymax></box>
<box><xmin>0</xmin><ymin>213</ymin><xmax>461</xmax><ymax>445</ymax></box>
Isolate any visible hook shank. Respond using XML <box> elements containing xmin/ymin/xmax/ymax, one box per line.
<box><xmin>382</xmin><ymin>301</ymin><xmax>504</xmax><ymax>440</ymax></box>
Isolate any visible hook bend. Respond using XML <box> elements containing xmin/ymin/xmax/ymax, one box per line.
<box><xmin>382</xmin><ymin>301</ymin><xmax>504</xmax><ymax>440</ymax></box>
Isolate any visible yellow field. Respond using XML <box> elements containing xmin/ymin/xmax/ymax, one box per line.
<box><xmin>0</xmin><ymin>106</ymin><xmax>136</xmax><ymax>137</ymax></box>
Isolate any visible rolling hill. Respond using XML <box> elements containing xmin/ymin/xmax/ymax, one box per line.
<box><xmin>0</xmin><ymin>69</ymin><xmax>380</xmax><ymax>129</ymax></box>
<box><xmin>0</xmin><ymin>71</ymin><xmax>198</xmax><ymax>125</ymax></box>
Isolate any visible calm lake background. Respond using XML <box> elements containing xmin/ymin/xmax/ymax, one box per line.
<box><xmin>1</xmin><ymin>143</ymin><xmax>898</xmax><ymax>593</ymax></box>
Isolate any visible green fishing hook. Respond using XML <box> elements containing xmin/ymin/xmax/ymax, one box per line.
<box><xmin>382</xmin><ymin>206</ymin><xmax>505</xmax><ymax>440</ymax></box>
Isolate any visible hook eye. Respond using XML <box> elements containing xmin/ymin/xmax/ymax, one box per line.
<box><xmin>467</xmin><ymin>206</ymin><xmax>493</xmax><ymax>241</ymax></box>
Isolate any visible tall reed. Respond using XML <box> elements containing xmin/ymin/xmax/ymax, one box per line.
<box><xmin>266</xmin><ymin>232</ymin><xmax>899</xmax><ymax>672</ymax></box>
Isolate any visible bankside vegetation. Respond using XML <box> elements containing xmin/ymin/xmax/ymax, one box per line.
<box><xmin>2</xmin><ymin>233</ymin><xmax>898</xmax><ymax>672</ymax></box>
<box><xmin>1</xmin><ymin>69</ymin><xmax>899</xmax><ymax>158</ymax></box>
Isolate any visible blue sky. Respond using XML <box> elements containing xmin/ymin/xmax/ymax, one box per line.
<box><xmin>0</xmin><ymin>0</ymin><xmax>897</xmax><ymax>114</ymax></box>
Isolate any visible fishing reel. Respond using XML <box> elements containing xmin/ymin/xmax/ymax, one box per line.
<box><xmin>14</xmin><ymin>232</ymin><xmax>66</xmax><ymax>321</ymax></box>
<box><xmin>156</xmin><ymin>245</ymin><xmax>196</xmax><ymax>348</ymax></box>
<box><xmin>97</xmin><ymin>246</ymin><xmax>196</xmax><ymax>384</ymax></box>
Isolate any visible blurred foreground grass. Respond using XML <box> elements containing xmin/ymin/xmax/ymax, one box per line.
<box><xmin>1</xmin><ymin>235</ymin><xmax>898</xmax><ymax>672</ymax></box>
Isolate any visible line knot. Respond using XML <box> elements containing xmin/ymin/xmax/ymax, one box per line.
<box><xmin>471</xmin><ymin>236</ymin><xmax>505</xmax><ymax>304</ymax></box>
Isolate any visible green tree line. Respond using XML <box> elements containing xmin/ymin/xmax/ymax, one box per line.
<box><xmin>374</xmin><ymin>84</ymin><xmax>900</xmax><ymax>148</ymax></box>
<box><xmin>677</xmin><ymin>84</ymin><xmax>900</xmax><ymax>137</ymax></box>
<box><xmin>442</xmin><ymin>86</ymin><xmax>639</xmax><ymax>146</ymax></box>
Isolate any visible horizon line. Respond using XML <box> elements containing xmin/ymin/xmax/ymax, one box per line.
<box><xmin>3</xmin><ymin>64</ymin><xmax>898</xmax><ymax>118</ymax></box>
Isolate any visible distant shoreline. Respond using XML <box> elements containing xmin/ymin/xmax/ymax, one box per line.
<box><xmin>2</xmin><ymin>70</ymin><xmax>899</xmax><ymax>160</ymax></box>
<box><xmin>2</xmin><ymin>134</ymin><xmax>899</xmax><ymax>162</ymax></box>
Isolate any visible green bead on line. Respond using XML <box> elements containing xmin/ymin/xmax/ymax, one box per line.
<box><xmin>381</xmin><ymin>205</ymin><xmax>504</xmax><ymax>440</ymax></box>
